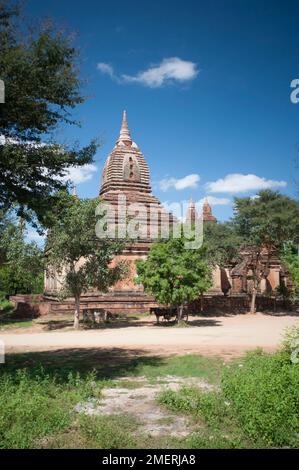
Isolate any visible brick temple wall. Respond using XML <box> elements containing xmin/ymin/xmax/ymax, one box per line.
<box><xmin>7</xmin><ymin>293</ymin><xmax>297</xmax><ymax>318</ymax></box>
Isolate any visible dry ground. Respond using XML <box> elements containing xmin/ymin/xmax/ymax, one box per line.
<box><xmin>1</xmin><ymin>311</ymin><xmax>299</xmax><ymax>358</ymax></box>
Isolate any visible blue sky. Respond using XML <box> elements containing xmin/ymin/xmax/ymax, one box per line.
<box><xmin>26</xmin><ymin>0</ymin><xmax>299</xmax><ymax>232</ymax></box>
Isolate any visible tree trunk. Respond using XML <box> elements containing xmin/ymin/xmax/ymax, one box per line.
<box><xmin>250</xmin><ymin>287</ymin><xmax>257</xmax><ymax>314</ymax></box>
<box><xmin>177</xmin><ymin>304</ymin><xmax>184</xmax><ymax>322</ymax></box>
<box><xmin>200</xmin><ymin>294</ymin><xmax>204</xmax><ymax>312</ymax></box>
<box><xmin>74</xmin><ymin>296</ymin><xmax>80</xmax><ymax>329</ymax></box>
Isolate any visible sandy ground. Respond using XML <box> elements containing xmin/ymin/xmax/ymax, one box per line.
<box><xmin>1</xmin><ymin>313</ymin><xmax>299</xmax><ymax>358</ymax></box>
<box><xmin>75</xmin><ymin>375</ymin><xmax>214</xmax><ymax>437</ymax></box>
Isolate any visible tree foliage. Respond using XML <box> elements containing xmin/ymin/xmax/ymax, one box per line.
<box><xmin>46</xmin><ymin>194</ymin><xmax>128</xmax><ymax>328</ymax></box>
<box><xmin>233</xmin><ymin>190</ymin><xmax>299</xmax><ymax>251</ymax></box>
<box><xmin>232</xmin><ymin>190</ymin><xmax>299</xmax><ymax>312</ymax></box>
<box><xmin>136</xmin><ymin>236</ymin><xmax>212</xmax><ymax>317</ymax></box>
<box><xmin>203</xmin><ymin>221</ymin><xmax>244</xmax><ymax>267</ymax></box>
<box><xmin>281</xmin><ymin>243</ymin><xmax>299</xmax><ymax>301</ymax></box>
<box><xmin>0</xmin><ymin>1</ymin><xmax>97</xmax><ymax>226</ymax></box>
<box><xmin>0</xmin><ymin>216</ymin><xmax>44</xmax><ymax>295</ymax></box>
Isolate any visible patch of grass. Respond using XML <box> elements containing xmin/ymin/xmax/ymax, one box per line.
<box><xmin>222</xmin><ymin>349</ymin><xmax>299</xmax><ymax>447</ymax></box>
<box><xmin>186</xmin><ymin>430</ymin><xmax>251</xmax><ymax>449</ymax></box>
<box><xmin>116</xmin><ymin>379</ymin><xmax>146</xmax><ymax>389</ymax></box>
<box><xmin>78</xmin><ymin>413</ymin><xmax>138</xmax><ymax>448</ymax></box>
<box><xmin>158</xmin><ymin>386</ymin><xmax>254</xmax><ymax>448</ymax></box>
<box><xmin>0</xmin><ymin>367</ymin><xmax>102</xmax><ymax>448</ymax></box>
<box><xmin>0</xmin><ymin>350</ymin><xmax>225</xmax><ymax>449</ymax></box>
<box><xmin>0</xmin><ymin>319</ymin><xmax>33</xmax><ymax>330</ymax></box>
<box><xmin>133</xmin><ymin>354</ymin><xmax>223</xmax><ymax>385</ymax></box>
<box><xmin>159</xmin><ymin>347</ymin><xmax>299</xmax><ymax>448</ymax></box>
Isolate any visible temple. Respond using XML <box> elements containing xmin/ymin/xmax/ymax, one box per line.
<box><xmin>44</xmin><ymin>111</ymin><xmax>287</xmax><ymax>314</ymax></box>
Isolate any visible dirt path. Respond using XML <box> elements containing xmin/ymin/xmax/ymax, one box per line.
<box><xmin>1</xmin><ymin>313</ymin><xmax>298</xmax><ymax>358</ymax></box>
<box><xmin>75</xmin><ymin>376</ymin><xmax>214</xmax><ymax>437</ymax></box>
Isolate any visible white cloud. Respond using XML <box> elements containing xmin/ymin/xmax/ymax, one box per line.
<box><xmin>159</xmin><ymin>174</ymin><xmax>200</xmax><ymax>191</ymax></box>
<box><xmin>122</xmin><ymin>57</ymin><xmax>198</xmax><ymax>88</ymax></box>
<box><xmin>61</xmin><ymin>164</ymin><xmax>98</xmax><ymax>184</ymax></box>
<box><xmin>206</xmin><ymin>173</ymin><xmax>287</xmax><ymax>193</ymax></box>
<box><xmin>97</xmin><ymin>57</ymin><xmax>198</xmax><ymax>88</ymax></box>
<box><xmin>97</xmin><ymin>62</ymin><xmax>116</xmax><ymax>79</ymax></box>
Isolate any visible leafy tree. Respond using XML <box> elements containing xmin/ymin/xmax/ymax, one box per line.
<box><xmin>0</xmin><ymin>220</ymin><xmax>44</xmax><ymax>295</ymax></box>
<box><xmin>233</xmin><ymin>190</ymin><xmax>299</xmax><ymax>313</ymax></box>
<box><xmin>136</xmin><ymin>236</ymin><xmax>212</xmax><ymax>320</ymax></box>
<box><xmin>0</xmin><ymin>1</ymin><xmax>97</xmax><ymax>226</ymax></box>
<box><xmin>203</xmin><ymin>221</ymin><xmax>244</xmax><ymax>267</ymax></box>
<box><xmin>281</xmin><ymin>243</ymin><xmax>299</xmax><ymax>301</ymax></box>
<box><xmin>46</xmin><ymin>195</ymin><xmax>127</xmax><ymax>329</ymax></box>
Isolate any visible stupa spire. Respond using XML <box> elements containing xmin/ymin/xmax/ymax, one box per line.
<box><xmin>186</xmin><ymin>197</ymin><xmax>198</xmax><ymax>224</ymax></box>
<box><xmin>117</xmin><ymin>110</ymin><xmax>132</xmax><ymax>145</ymax></box>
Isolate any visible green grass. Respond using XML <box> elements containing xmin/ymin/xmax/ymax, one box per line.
<box><xmin>133</xmin><ymin>354</ymin><xmax>222</xmax><ymax>385</ymax></box>
<box><xmin>159</xmin><ymin>349</ymin><xmax>299</xmax><ymax>448</ymax></box>
<box><xmin>0</xmin><ymin>367</ymin><xmax>103</xmax><ymax>448</ymax></box>
<box><xmin>1</xmin><ymin>346</ymin><xmax>298</xmax><ymax>449</ymax></box>
<box><xmin>0</xmin><ymin>319</ymin><xmax>33</xmax><ymax>330</ymax></box>
<box><xmin>0</xmin><ymin>350</ymin><xmax>223</xmax><ymax>448</ymax></box>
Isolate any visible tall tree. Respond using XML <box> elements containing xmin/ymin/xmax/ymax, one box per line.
<box><xmin>0</xmin><ymin>217</ymin><xmax>44</xmax><ymax>295</ymax></box>
<box><xmin>136</xmin><ymin>236</ymin><xmax>212</xmax><ymax>321</ymax></box>
<box><xmin>233</xmin><ymin>190</ymin><xmax>299</xmax><ymax>313</ymax></box>
<box><xmin>0</xmin><ymin>1</ymin><xmax>97</xmax><ymax>226</ymax></box>
<box><xmin>203</xmin><ymin>221</ymin><xmax>244</xmax><ymax>268</ymax></box>
<box><xmin>281</xmin><ymin>243</ymin><xmax>299</xmax><ymax>301</ymax></box>
<box><xmin>46</xmin><ymin>195</ymin><xmax>127</xmax><ymax>329</ymax></box>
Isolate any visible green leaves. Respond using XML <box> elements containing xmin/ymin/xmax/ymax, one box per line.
<box><xmin>0</xmin><ymin>216</ymin><xmax>44</xmax><ymax>295</ymax></box>
<box><xmin>136</xmin><ymin>237</ymin><xmax>212</xmax><ymax>307</ymax></box>
<box><xmin>233</xmin><ymin>190</ymin><xmax>299</xmax><ymax>251</ymax></box>
<box><xmin>46</xmin><ymin>195</ymin><xmax>127</xmax><ymax>300</ymax></box>
<box><xmin>0</xmin><ymin>2</ymin><xmax>98</xmax><ymax>224</ymax></box>
<box><xmin>281</xmin><ymin>243</ymin><xmax>299</xmax><ymax>301</ymax></box>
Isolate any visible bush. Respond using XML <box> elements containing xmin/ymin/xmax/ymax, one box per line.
<box><xmin>222</xmin><ymin>350</ymin><xmax>299</xmax><ymax>447</ymax></box>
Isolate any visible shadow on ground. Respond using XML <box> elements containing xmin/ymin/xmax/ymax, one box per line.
<box><xmin>3</xmin><ymin>347</ymin><xmax>166</xmax><ymax>381</ymax></box>
<box><xmin>38</xmin><ymin>315</ymin><xmax>222</xmax><ymax>331</ymax></box>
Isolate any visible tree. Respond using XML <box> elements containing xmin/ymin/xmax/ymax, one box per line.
<box><xmin>203</xmin><ymin>221</ymin><xmax>244</xmax><ymax>268</ymax></box>
<box><xmin>0</xmin><ymin>1</ymin><xmax>97</xmax><ymax>226</ymax></box>
<box><xmin>0</xmin><ymin>218</ymin><xmax>44</xmax><ymax>295</ymax></box>
<box><xmin>46</xmin><ymin>195</ymin><xmax>128</xmax><ymax>329</ymax></box>
<box><xmin>233</xmin><ymin>190</ymin><xmax>299</xmax><ymax>313</ymax></box>
<box><xmin>281</xmin><ymin>243</ymin><xmax>299</xmax><ymax>301</ymax></box>
<box><xmin>136</xmin><ymin>236</ymin><xmax>212</xmax><ymax>321</ymax></box>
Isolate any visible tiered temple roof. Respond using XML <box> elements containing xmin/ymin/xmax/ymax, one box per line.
<box><xmin>99</xmin><ymin>111</ymin><xmax>175</xmax><ymax>245</ymax></box>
